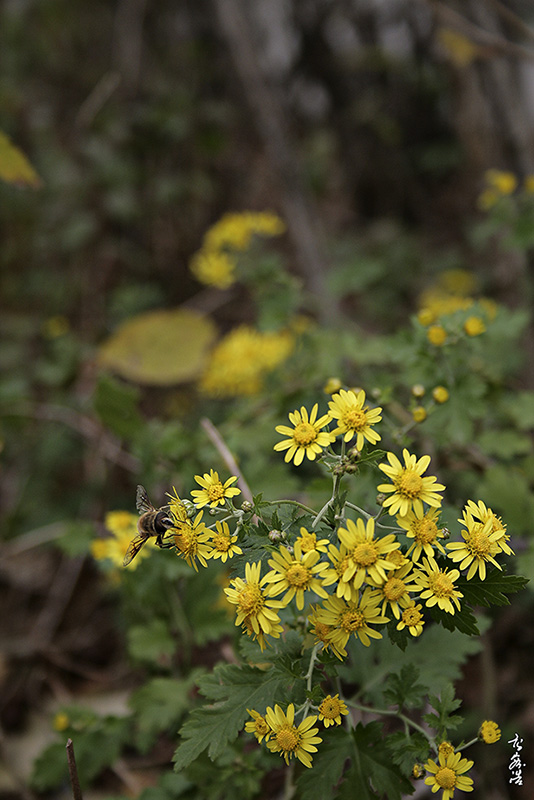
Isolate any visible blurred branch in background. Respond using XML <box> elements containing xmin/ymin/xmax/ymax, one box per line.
<box><xmin>213</xmin><ymin>0</ymin><xmax>337</xmax><ymax>324</ymax></box>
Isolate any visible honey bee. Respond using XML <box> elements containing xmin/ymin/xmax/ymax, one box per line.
<box><xmin>123</xmin><ymin>485</ymin><xmax>176</xmax><ymax>566</ymax></box>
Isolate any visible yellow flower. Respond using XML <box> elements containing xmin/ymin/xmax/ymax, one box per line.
<box><xmin>439</xmin><ymin>741</ymin><xmax>455</xmax><ymax>759</ymax></box>
<box><xmin>485</xmin><ymin>169</ymin><xmax>517</xmax><ymax>195</ymax></box>
<box><xmin>208</xmin><ymin>520</ymin><xmax>242</xmax><ymax>562</ymax></box>
<box><xmin>322</xmin><ymin>542</ymin><xmax>359</xmax><ymax>602</ymax></box>
<box><xmin>307</xmin><ymin>605</ymin><xmax>346</xmax><ymax>660</ymax></box>
<box><xmin>464</xmin><ymin>316</ymin><xmax>486</xmax><ymax>336</ymax></box>
<box><xmin>424</xmin><ymin>750</ymin><xmax>474</xmax><ymax>799</ymax></box>
<box><xmin>264</xmin><ymin>541</ymin><xmax>329</xmax><ymax>611</ymax></box>
<box><xmin>317</xmin><ymin>694</ymin><xmax>349</xmax><ymax>727</ymax></box>
<box><xmin>200</xmin><ymin>326</ymin><xmax>294</xmax><ymax>397</ymax></box>
<box><xmin>479</xmin><ymin>720</ymin><xmax>501</xmax><ymax>744</ymax></box>
<box><xmin>316</xmin><ymin>588</ymin><xmax>389</xmax><ymax>650</ymax></box>
<box><xmin>462</xmin><ymin>500</ymin><xmax>513</xmax><ymax>555</ymax></box>
<box><xmin>412</xmin><ymin>406</ymin><xmax>427</xmax><ymax>423</ymax></box>
<box><xmin>224</xmin><ymin>561</ymin><xmax>285</xmax><ymax>651</ymax></box>
<box><xmin>93</xmin><ymin>511</ymin><xmax>152</xmax><ymax>570</ymax></box>
<box><xmin>524</xmin><ymin>174</ymin><xmax>534</xmax><ymax>194</ymax></box>
<box><xmin>274</xmin><ymin>403</ymin><xmax>333</xmax><ymax>466</ymax></box>
<box><xmin>368</xmin><ymin>562</ymin><xmax>418</xmax><ymax>619</ymax></box>
<box><xmin>191</xmin><ymin>469</ymin><xmax>241</xmax><ymax>508</ymax></box>
<box><xmin>295</xmin><ymin>527</ymin><xmax>329</xmax><ymax>554</ymax></box>
<box><xmin>265</xmin><ymin>704</ymin><xmax>322</xmax><ymax>768</ymax></box>
<box><xmin>377</xmin><ymin>449</ymin><xmax>445</xmax><ymax>517</ymax></box>
<box><xmin>204</xmin><ymin>211</ymin><xmax>285</xmax><ymax>251</ymax></box>
<box><xmin>447</xmin><ymin>513</ymin><xmax>503</xmax><ymax>580</ymax></box>
<box><xmin>396</xmin><ymin>602</ymin><xmax>425</xmax><ymax>637</ymax></box>
<box><xmin>412</xmin><ymin>557</ymin><xmax>463</xmax><ymax>615</ymax></box>
<box><xmin>53</xmin><ymin>712</ymin><xmax>70</xmax><ymax>732</ymax></box>
<box><xmin>477</xmin><ymin>188</ymin><xmax>499</xmax><ymax>210</ymax></box>
<box><xmin>335</xmin><ymin>517</ymin><xmax>400</xmax><ymax>590</ymax></box>
<box><xmin>171</xmin><ymin>511</ymin><xmax>212</xmax><ymax>571</ymax></box>
<box><xmin>323</xmin><ymin>377</ymin><xmax>343</xmax><ymax>394</ymax></box>
<box><xmin>245</xmin><ymin>709</ymin><xmax>272</xmax><ymax>743</ymax></box>
<box><xmin>427</xmin><ymin>324</ymin><xmax>447</xmax><ymax>346</ymax></box>
<box><xmin>432</xmin><ymin>385</ymin><xmax>449</xmax><ymax>404</ymax></box>
<box><xmin>411</xmin><ymin>384</ymin><xmax>425</xmax><ymax>398</ymax></box>
<box><xmin>417</xmin><ymin>308</ymin><xmax>436</xmax><ymax>326</ymax></box>
<box><xmin>189</xmin><ymin>249</ymin><xmax>236</xmax><ymax>288</ymax></box>
<box><xmin>397</xmin><ymin>506</ymin><xmax>446</xmax><ymax>562</ymax></box>
<box><xmin>328</xmin><ymin>389</ymin><xmax>382</xmax><ymax>449</ymax></box>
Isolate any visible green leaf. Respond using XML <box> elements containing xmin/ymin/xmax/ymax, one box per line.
<box><xmin>428</xmin><ymin>603</ymin><xmax>479</xmax><ymax>636</ymax></box>
<box><xmin>477</xmin><ymin>429</ymin><xmax>532</xmax><ymax>458</ymax></box>
<box><xmin>340</xmin><ymin>723</ymin><xmax>413</xmax><ymax>800</ymax></box>
<box><xmin>456</xmin><ymin>569</ymin><xmax>529</xmax><ymax>607</ymax></box>
<box><xmin>172</xmin><ymin>663</ymin><xmax>287</xmax><ymax>770</ymax></box>
<box><xmin>385</xmin><ymin>731</ymin><xmax>430</xmax><ymax>777</ymax></box>
<box><xmin>93</xmin><ymin>373</ymin><xmax>143</xmax><ymax>440</ymax></box>
<box><xmin>383</xmin><ymin>665</ymin><xmax>428</xmax><ymax>710</ymax></box>
<box><xmin>296</xmin><ymin>727</ymin><xmax>353</xmax><ymax>800</ymax></box>
<box><xmin>130</xmin><ymin>673</ymin><xmax>203</xmax><ymax>751</ymax></box>
<box><xmin>127</xmin><ymin>620</ymin><xmax>176</xmax><ymax>665</ymax></box>
<box><xmin>502</xmin><ymin>391</ymin><xmax>534</xmax><ymax>430</ymax></box>
<box><xmin>423</xmin><ymin>686</ymin><xmax>463</xmax><ymax>738</ymax></box>
<box><xmin>98</xmin><ymin>308</ymin><xmax>216</xmax><ymax>385</ymax></box>
<box><xmin>0</xmin><ymin>130</ymin><xmax>41</xmax><ymax>187</ymax></box>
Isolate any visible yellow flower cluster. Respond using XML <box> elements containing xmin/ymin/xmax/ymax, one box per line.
<box><xmin>200</xmin><ymin>325</ymin><xmax>294</xmax><ymax>397</ymax></box>
<box><xmin>478</xmin><ymin>168</ymin><xmax>518</xmax><ymax>210</ymax></box>
<box><xmin>91</xmin><ymin>511</ymin><xmax>153</xmax><ymax>570</ymax></box>
<box><xmin>189</xmin><ymin>210</ymin><xmax>286</xmax><ymax>288</ymax></box>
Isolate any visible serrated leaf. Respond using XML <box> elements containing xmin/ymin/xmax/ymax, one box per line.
<box><xmin>98</xmin><ymin>308</ymin><xmax>217</xmax><ymax>385</ymax></box>
<box><xmin>296</xmin><ymin>727</ymin><xmax>353</xmax><ymax>800</ymax></box>
<box><xmin>383</xmin><ymin>665</ymin><xmax>427</xmax><ymax>709</ymax></box>
<box><xmin>341</xmin><ymin>723</ymin><xmax>412</xmax><ymax>800</ymax></box>
<box><xmin>0</xmin><ymin>130</ymin><xmax>42</xmax><ymax>188</ymax></box>
<box><xmin>456</xmin><ymin>569</ymin><xmax>529</xmax><ymax>607</ymax></box>
<box><xmin>385</xmin><ymin>731</ymin><xmax>430</xmax><ymax>776</ymax></box>
<box><xmin>130</xmin><ymin>674</ymin><xmax>203</xmax><ymax>750</ymax></box>
<box><xmin>429</xmin><ymin>603</ymin><xmax>479</xmax><ymax>636</ymax></box>
<box><xmin>172</xmin><ymin>664</ymin><xmax>286</xmax><ymax>770</ymax></box>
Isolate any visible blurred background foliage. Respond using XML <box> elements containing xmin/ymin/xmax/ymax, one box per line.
<box><xmin>1</xmin><ymin>1</ymin><xmax>534</xmax><ymax>798</ymax></box>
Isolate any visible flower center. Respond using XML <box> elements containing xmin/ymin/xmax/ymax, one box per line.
<box><xmin>336</xmin><ymin>555</ymin><xmax>351</xmax><ymax>578</ymax></box>
<box><xmin>413</xmin><ymin>518</ymin><xmax>438</xmax><ymax>543</ymax></box>
<box><xmin>402</xmin><ymin>606</ymin><xmax>422</xmax><ymax>625</ymax></box>
<box><xmin>396</xmin><ymin>469</ymin><xmax>423</xmax><ymax>498</ymax></box>
<box><xmin>286</xmin><ymin>563</ymin><xmax>312</xmax><ymax>587</ymax></box>
<box><xmin>342</xmin><ymin>408</ymin><xmax>366</xmax><ymax>431</ymax></box>
<box><xmin>213</xmin><ymin>533</ymin><xmax>230</xmax><ymax>551</ymax></box>
<box><xmin>428</xmin><ymin>572</ymin><xmax>455</xmax><ymax>597</ymax></box>
<box><xmin>384</xmin><ymin>577</ymin><xmax>405</xmax><ymax>601</ymax></box>
<box><xmin>293</xmin><ymin>422</ymin><xmax>317</xmax><ymax>446</ymax></box>
<box><xmin>313</xmin><ymin>621</ymin><xmax>333</xmax><ymax>642</ymax></box>
<box><xmin>353</xmin><ymin>542</ymin><xmax>378</xmax><ymax>567</ymax></box>
<box><xmin>238</xmin><ymin>584</ymin><xmax>265</xmax><ymax>616</ymax></box>
<box><xmin>276</xmin><ymin>726</ymin><xmax>299</xmax><ymax>753</ymax></box>
<box><xmin>207</xmin><ymin>483</ymin><xmax>225</xmax><ymax>501</ymax></box>
<box><xmin>341</xmin><ymin>609</ymin><xmax>365</xmax><ymax>632</ymax></box>
<box><xmin>299</xmin><ymin>533</ymin><xmax>317</xmax><ymax>553</ymax></box>
<box><xmin>466</xmin><ymin>527</ymin><xmax>491</xmax><ymax>556</ymax></box>
<box><xmin>319</xmin><ymin>699</ymin><xmax>340</xmax><ymax>719</ymax></box>
<box><xmin>435</xmin><ymin>766</ymin><xmax>457</xmax><ymax>790</ymax></box>
<box><xmin>173</xmin><ymin>527</ymin><xmax>195</xmax><ymax>555</ymax></box>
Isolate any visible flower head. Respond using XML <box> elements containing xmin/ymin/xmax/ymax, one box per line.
<box><xmin>412</xmin><ymin>557</ymin><xmax>463</xmax><ymax>614</ymax></box>
<box><xmin>377</xmin><ymin>449</ymin><xmax>445</xmax><ymax>517</ymax></box>
<box><xmin>328</xmin><ymin>389</ymin><xmax>382</xmax><ymax>449</ymax></box>
<box><xmin>318</xmin><ymin>694</ymin><xmax>349</xmax><ymax>727</ymax></box>
<box><xmin>424</xmin><ymin>750</ymin><xmax>474</xmax><ymax>800</ymax></box>
<box><xmin>316</xmin><ymin>588</ymin><xmax>389</xmax><ymax>650</ymax></box>
<box><xmin>171</xmin><ymin>511</ymin><xmax>212</xmax><ymax>571</ymax></box>
<box><xmin>396</xmin><ymin>602</ymin><xmax>425</xmax><ymax>637</ymax></box>
<box><xmin>478</xmin><ymin>720</ymin><xmax>501</xmax><ymax>744</ymax></box>
<box><xmin>307</xmin><ymin>605</ymin><xmax>346</xmax><ymax>660</ymax></box>
<box><xmin>368</xmin><ymin>561</ymin><xmax>418</xmax><ymax>619</ymax></box>
<box><xmin>295</xmin><ymin>527</ymin><xmax>330</xmax><ymax>554</ymax></box>
<box><xmin>208</xmin><ymin>519</ymin><xmax>242</xmax><ymax>562</ymax></box>
<box><xmin>224</xmin><ymin>561</ymin><xmax>285</xmax><ymax>650</ymax></box>
<box><xmin>93</xmin><ymin>511</ymin><xmax>152</xmax><ymax>570</ymax></box>
<box><xmin>397</xmin><ymin>506</ymin><xmax>446</xmax><ymax>562</ymax></box>
<box><xmin>264</xmin><ymin>541</ymin><xmax>329</xmax><ymax>610</ymax></box>
<box><xmin>432</xmin><ymin>386</ymin><xmax>449</xmax><ymax>404</ymax></box>
<box><xmin>427</xmin><ymin>325</ymin><xmax>447</xmax><ymax>346</ymax></box>
<box><xmin>265</xmin><ymin>704</ymin><xmax>322</xmax><ymax>768</ymax></box>
<box><xmin>189</xmin><ymin>249</ymin><xmax>236</xmax><ymax>288</ymax></box>
<box><xmin>274</xmin><ymin>404</ymin><xmax>333</xmax><ymax>466</ymax></box>
<box><xmin>447</xmin><ymin>511</ymin><xmax>503</xmax><ymax>580</ymax></box>
<box><xmin>336</xmin><ymin>517</ymin><xmax>400</xmax><ymax>590</ymax></box>
<box><xmin>464</xmin><ymin>316</ymin><xmax>486</xmax><ymax>336</ymax></box>
<box><xmin>191</xmin><ymin>469</ymin><xmax>241</xmax><ymax>508</ymax></box>
<box><xmin>245</xmin><ymin>709</ymin><xmax>272</xmax><ymax>743</ymax></box>
<box><xmin>462</xmin><ymin>500</ymin><xmax>513</xmax><ymax>555</ymax></box>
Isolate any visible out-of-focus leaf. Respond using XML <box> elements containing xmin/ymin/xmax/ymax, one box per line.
<box><xmin>98</xmin><ymin>308</ymin><xmax>217</xmax><ymax>385</ymax></box>
<box><xmin>0</xmin><ymin>130</ymin><xmax>42</xmax><ymax>188</ymax></box>
<box><xmin>93</xmin><ymin>373</ymin><xmax>143</xmax><ymax>440</ymax></box>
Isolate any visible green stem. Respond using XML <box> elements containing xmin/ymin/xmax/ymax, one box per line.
<box><xmin>348</xmin><ymin>701</ymin><xmax>436</xmax><ymax>751</ymax></box>
<box><xmin>283</xmin><ymin>762</ymin><xmax>295</xmax><ymax>800</ymax></box>
<box><xmin>262</xmin><ymin>499</ymin><xmax>316</xmax><ymax>515</ymax></box>
<box><xmin>458</xmin><ymin>737</ymin><xmax>479</xmax><ymax>751</ymax></box>
<box><xmin>312</xmin><ymin>442</ymin><xmax>345</xmax><ymax>528</ymax></box>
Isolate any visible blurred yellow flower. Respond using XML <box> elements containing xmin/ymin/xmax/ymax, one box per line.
<box><xmin>427</xmin><ymin>324</ymin><xmax>447</xmax><ymax>346</ymax></box>
<box><xmin>464</xmin><ymin>316</ymin><xmax>486</xmax><ymax>336</ymax></box>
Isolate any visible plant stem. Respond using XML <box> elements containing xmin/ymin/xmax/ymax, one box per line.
<box><xmin>348</xmin><ymin>701</ymin><xmax>436</xmax><ymax>751</ymax></box>
<box><xmin>262</xmin><ymin>499</ymin><xmax>316</xmax><ymax>515</ymax></box>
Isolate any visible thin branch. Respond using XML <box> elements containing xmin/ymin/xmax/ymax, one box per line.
<box><xmin>75</xmin><ymin>72</ymin><xmax>122</xmax><ymax>128</ymax></box>
<box><xmin>200</xmin><ymin>417</ymin><xmax>253</xmax><ymax>503</ymax></box>
<box><xmin>486</xmin><ymin>0</ymin><xmax>534</xmax><ymax>44</ymax></box>
<box><xmin>66</xmin><ymin>739</ymin><xmax>83</xmax><ymax>800</ymax></box>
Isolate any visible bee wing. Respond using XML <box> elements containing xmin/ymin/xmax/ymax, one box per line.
<box><xmin>123</xmin><ymin>534</ymin><xmax>147</xmax><ymax>567</ymax></box>
<box><xmin>136</xmin><ymin>484</ymin><xmax>155</xmax><ymax>515</ymax></box>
